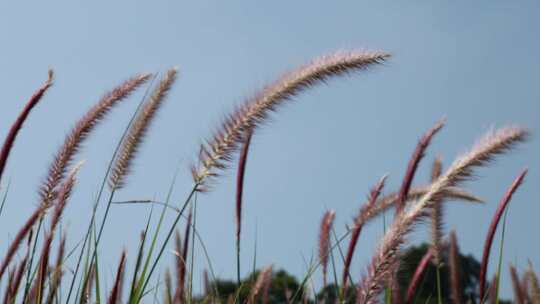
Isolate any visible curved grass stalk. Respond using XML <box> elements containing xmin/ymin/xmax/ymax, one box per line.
<box><xmin>80</xmin><ymin>70</ymin><xmax>177</xmax><ymax>304</ymax></box>
<box><xmin>319</xmin><ymin>210</ymin><xmax>336</xmax><ymax>288</ymax></box>
<box><xmin>357</xmin><ymin>127</ymin><xmax>528</xmax><ymax>304</ymax></box>
<box><xmin>235</xmin><ymin>129</ymin><xmax>253</xmax><ymax>286</ymax></box>
<box><xmin>112</xmin><ymin>199</ymin><xmax>221</xmax><ymax>300</ymax></box>
<box><xmin>136</xmin><ymin>49</ymin><xmax>390</xmax><ymax>302</ymax></box>
<box><xmin>479</xmin><ymin>170</ymin><xmax>527</xmax><ymax>302</ymax></box>
<box><xmin>405</xmin><ymin>248</ymin><xmax>434</xmax><ymax>304</ymax></box>
<box><xmin>129</xmin><ymin>167</ymin><xmax>182</xmax><ymax>303</ymax></box>
<box><xmin>0</xmin><ymin>69</ymin><xmax>53</xmax><ymax>185</ymax></box>
<box><xmin>192</xmin><ymin>50</ymin><xmax>389</xmax><ymax>190</ymax></box>
<box><xmin>65</xmin><ymin>74</ymin><xmax>157</xmax><ymax>304</ymax></box>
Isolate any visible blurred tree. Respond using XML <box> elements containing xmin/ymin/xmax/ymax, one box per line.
<box><xmin>201</xmin><ymin>268</ymin><xmax>303</xmax><ymax>303</ymax></box>
<box><xmin>195</xmin><ymin>244</ymin><xmax>513</xmax><ymax>303</ymax></box>
<box><xmin>396</xmin><ymin>243</ymin><xmax>510</xmax><ymax>304</ymax></box>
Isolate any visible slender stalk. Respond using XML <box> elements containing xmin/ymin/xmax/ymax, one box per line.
<box><xmin>83</xmin><ymin>190</ymin><xmax>115</xmax><ymax>299</ymax></box>
<box><xmin>479</xmin><ymin>169</ymin><xmax>527</xmax><ymax>302</ymax></box>
<box><xmin>291</xmin><ymin>217</ymin><xmax>370</xmax><ymax>302</ymax></box>
<box><xmin>405</xmin><ymin>249</ymin><xmax>433</xmax><ymax>304</ymax></box>
<box><xmin>130</xmin><ymin>168</ymin><xmax>181</xmax><ymax>303</ymax></box>
<box><xmin>235</xmin><ymin>129</ymin><xmax>253</xmax><ymax>286</ymax></box>
<box><xmin>329</xmin><ymin>245</ymin><xmax>339</xmax><ymax>300</ymax></box>
<box><xmin>436</xmin><ymin>266</ymin><xmax>442</xmax><ymax>304</ymax></box>
<box><xmin>22</xmin><ymin>216</ymin><xmax>44</xmax><ymax>302</ymax></box>
<box><xmin>107</xmin><ymin>250</ymin><xmax>126</xmax><ymax>304</ymax></box>
<box><xmin>128</xmin><ymin>227</ymin><xmax>151</xmax><ymax>301</ymax></box>
<box><xmin>175</xmin><ymin>209</ymin><xmax>192</xmax><ymax>304</ymax></box>
<box><xmin>137</xmin><ymin>184</ymin><xmax>198</xmax><ymax>303</ymax></box>
<box><xmin>90</xmin><ymin>70</ymin><xmax>177</xmax><ymax>287</ymax></box>
<box><xmin>84</xmin><ymin>70</ymin><xmax>178</xmax><ymax>303</ymax></box>
<box><xmin>45</xmin><ymin>234</ymin><xmax>66</xmax><ymax>304</ymax></box>
<box><xmin>65</xmin><ymin>74</ymin><xmax>157</xmax><ymax>304</ymax></box>
<box><xmin>0</xmin><ymin>206</ymin><xmax>45</xmax><ymax>281</ymax></box>
<box><xmin>494</xmin><ymin>209</ymin><xmax>509</xmax><ymax>304</ymax></box>
<box><xmin>448</xmin><ymin>230</ymin><xmax>461</xmax><ymax>304</ymax></box>
<box><xmin>0</xmin><ymin>180</ymin><xmax>11</xmax><ymax>219</ymax></box>
<box><xmin>188</xmin><ymin>197</ymin><xmax>197</xmax><ymax>303</ymax></box>
<box><xmin>341</xmin><ymin>176</ymin><xmax>387</xmax><ymax>291</ymax></box>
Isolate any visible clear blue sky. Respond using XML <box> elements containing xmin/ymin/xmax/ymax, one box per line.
<box><xmin>1</xmin><ymin>0</ymin><xmax>539</xmax><ymax>299</ymax></box>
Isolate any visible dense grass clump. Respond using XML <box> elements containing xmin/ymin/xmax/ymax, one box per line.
<box><xmin>0</xmin><ymin>50</ymin><xmax>535</xmax><ymax>304</ymax></box>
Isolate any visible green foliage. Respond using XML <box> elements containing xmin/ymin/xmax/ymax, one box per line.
<box><xmin>197</xmin><ymin>269</ymin><xmax>303</xmax><ymax>303</ymax></box>
<box><xmin>395</xmin><ymin>244</ymin><xmax>515</xmax><ymax>304</ymax></box>
<box><xmin>396</xmin><ymin>244</ymin><xmax>479</xmax><ymax>303</ymax></box>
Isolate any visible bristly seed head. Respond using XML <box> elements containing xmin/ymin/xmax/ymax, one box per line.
<box><xmin>319</xmin><ymin>209</ymin><xmax>336</xmax><ymax>287</ymax></box>
<box><xmin>40</xmin><ymin>73</ymin><xmax>152</xmax><ymax>207</ymax></box>
<box><xmin>357</xmin><ymin>125</ymin><xmax>529</xmax><ymax>304</ymax></box>
<box><xmin>109</xmin><ymin>68</ymin><xmax>178</xmax><ymax>190</ymax></box>
<box><xmin>191</xmin><ymin>50</ymin><xmax>390</xmax><ymax>191</ymax></box>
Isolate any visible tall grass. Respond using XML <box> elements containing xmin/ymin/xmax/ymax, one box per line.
<box><xmin>0</xmin><ymin>49</ymin><xmax>536</xmax><ymax>304</ymax></box>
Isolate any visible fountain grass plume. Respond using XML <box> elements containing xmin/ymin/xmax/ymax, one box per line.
<box><xmin>248</xmin><ymin>266</ymin><xmax>273</xmax><ymax>304</ymax></box>
<box><xmin>510</xmin><ymin>264</ymin><xmax>525</xmax><ymax>304</ymax></box>
<box><xmin>36</xmin><ymin>162</ymin><xmax>82</xmax><ymax>304</ymax></box>
<box><xmin>357</xmin><ymin>126</ymin><xmax>528</xmax><ymax>304</ymax></box>
<box><xmin>109</xmin><ymin>68</ymin><xmax>177</xmax><ymax>190</ymax></box>
<box><xmin>40</xmin><ymin>72</ymin><xmax>151</xmax><ymax>207</ymax></box>
<box><xmin>45</xmin><ymin>234</ymin><xmax>66</xmax><ymax>304</ymax></box>
<box><xmin>108</xmin><ymin>250</ymin><xmax>127</xmax><ymax>304</ymax></box>
<box><xmin>395</xmin><ymin>119</ymin><xmax>445</xmax><ymax>215</ymax></box>
<box><xmin>479</xmin><ymin>169</ymin><xmax>528</xmax><ymax>302</ymax></box>
<box><xmin>405</xmin><ymin>248</ymin><xmax>434</xmax><ymax>304</ymax></box>
<box><xmin>47</xmin><ymin>161</ymin><xmax>83</xmax><ymax>236</ymax></box>
<box><xmin>319</xmin><ymin>209</ymin><xmax>336</xmax><ymax>287</ymax></box>
<box><xmin>4</xmin><ymin>256</ymin><xmax>28</xmax><ymax>303</ymax></box>
<box><xmin>448</xmin><ymin>229</ymin><xmax>461</xmax><ymax>304</ymax></box>
<box><xmin>527</xmin><ymin>262</ymin><xmax>540</xmax><ymax>304</ymax></box>
<box><xmin>0</xmin><ymin>69</ymin><xmax>53</xmax><ymax>185</ymax></box>
<box><xmin>191</xmin><ymin>50</ymin><xmax>390</xmax><ymax>191</ymax></box>
<box><xmin>173</xmin><ymin>230</ymin><xmax>183</xmax><ymax>303</ymax></box>
<box><xmin>0</xmin><ymin>206</ymin><xmax>45</xmax><ymax>281</ymax></box>
<box><xmin>521</xmin><ymin>271</ymin><xmax>532</xmax><ymax>304</ymax></box>
<box><xmin>430</xmin><ymin>156</ymin><xmax>444</xmax><ymax>265</ymax></box>
<box><xmin>341</xmin><ymin>175</ymin><xmax>387</xmax><ymax>291</ymax></box>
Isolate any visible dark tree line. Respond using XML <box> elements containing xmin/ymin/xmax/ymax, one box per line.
<box><xmin>194</xmin><ymin>243</ymin><xmax>511</xmax><ymax>303</ymax></box>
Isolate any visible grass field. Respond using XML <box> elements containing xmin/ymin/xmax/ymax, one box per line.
<box><xmin>0</xmin><ymin>50</ymin><xmax>536</xmax><ymax>304</ymax></box>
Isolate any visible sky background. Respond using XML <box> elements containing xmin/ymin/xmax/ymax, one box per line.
<box><xmin>0</xmin><ymin>0</ymin><xmax>539</xmax><ymax>300</ymax></box>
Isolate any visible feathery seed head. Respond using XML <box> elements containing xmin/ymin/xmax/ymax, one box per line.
<box><xmin>192</xmin><ymin>50</ymin><xmax>390</xmax><ymax>190</ymax></box>
<box><xmin>109</xmin><ymin>68</ymin><xmax>177</xmax><ymax>190</ymax></box>
<box><xmin>396</xmin><ymin>119</ymin><xmax>445</xmax><ymax>215</ymax></box>
<box><xmin>40</xmin><ymin>73</ymin><xmax>151</xmax><ymax>206</ymax></box>
<box><xmin>448</xmin><ymin>230</ymin><xmax>462</xmax><ymax>304</ymax></box>
<box><xmin>527</xmin><ymin>262</ymin><xmax>540</xmax><ymax>303</ymax></box>
<box><xmin>249</xmin><ymin>266</ymin><xmax>273</xmax><ymax>304</ymax></box>
<box><xmin>0</xmin><ymin>69</ymin><xmax>54</xmax><ymax>185</ymax></box>
<box><xmin>430</xmin><ymin>156</ymin><xmax>444</xmax><ymax>265</ymax></box>
<box><xmin>319</xmin><ymin>209</ymin><xmax>336</xmax><ymax>287</ymax></box>
<box><xmin>358</xmin><ymin>125</ymin><xmax>528</xmax><ymax>304</ymax></box>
